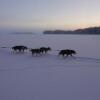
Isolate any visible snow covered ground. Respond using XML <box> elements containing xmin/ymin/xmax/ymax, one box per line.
<box><xmin>0</xmin><ymin>34</ymin><xmax>100</xmax><ymax>100</ymax></box>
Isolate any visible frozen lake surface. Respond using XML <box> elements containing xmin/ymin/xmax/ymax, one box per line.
<box><xmin>0</xmin><ymin>34</ymin><xmax>100</xmax><ymax>100</ymax></box>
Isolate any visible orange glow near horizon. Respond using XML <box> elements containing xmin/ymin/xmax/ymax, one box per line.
<box><xmin>0</xmin><ymin>16</ymin><xmax>100</xmax><ymax>31</ymax></box>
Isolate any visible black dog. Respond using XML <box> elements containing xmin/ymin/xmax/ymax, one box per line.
<box><xmin>40</xmin><ymin>47</ymin><xmax>51</xmax><ymax>54</ymax></box>
<box><xmin>12</xmin><ymin>46</ymin><xmax>28</xmax><ymax>52</ymax></box>
<box><xmin>59</xmin><ymin>49</ymin><xmax>76</xmax><ymax>57</ymax></box>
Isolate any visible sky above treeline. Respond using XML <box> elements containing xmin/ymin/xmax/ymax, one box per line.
<box><xmin>0</xmin><ymin>0</ymin><xmax>100</xmax><ymax>32</ymax></box>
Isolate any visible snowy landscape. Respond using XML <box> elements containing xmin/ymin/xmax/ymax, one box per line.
<box><xmin>0</xmin><ymin>33</ymin><xmax>100</xmax><ymax>100</ymax></box>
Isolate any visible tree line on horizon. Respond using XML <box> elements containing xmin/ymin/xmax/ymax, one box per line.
<box><xmin>43</xmin><ymin>26</ymin><xmax>100</xmax><ymax>35</ymax></box>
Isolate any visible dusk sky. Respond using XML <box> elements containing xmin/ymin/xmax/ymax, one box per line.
<box><xmin>0</xmin><ymin>0</ymin><xmax>100</xmax><ymax>31</ymax></box>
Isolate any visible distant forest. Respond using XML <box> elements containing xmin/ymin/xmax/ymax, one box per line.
<box><xmin>43</xmin><ymin>26</ymin><xmax>100</xmax><ymax>35</ymax></box>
